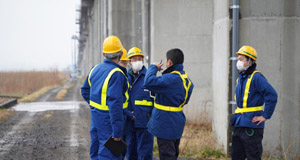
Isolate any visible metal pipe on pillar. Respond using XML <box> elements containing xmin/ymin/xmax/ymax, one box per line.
<box><xmin>229</xmin><ymin>0</ymin><xmax>239</xmax><ymax>153</ymax></box>
<box><xmin>231</xmin><ymin>0</ymin><xmax>239</xmax><ymax>110</ymax></box>
<box><xmin>138</xmin><ymin>0</ymin><xmax>142</xmax><ymax>49</ymax></box>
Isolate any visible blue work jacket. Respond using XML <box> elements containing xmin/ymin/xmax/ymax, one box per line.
<box><xmin>81</xmin><ymin>59</ymin><xmax>128</xmax><ymax>138</ymax></box>
<box><xmin>125</xmin><ymin>66</ymin><xmax>154</xmax><ymax>132</ymax></box>
<box><xmin>144</xmin><ymin>64</ymin><xmax>194</xmax><ymax>140</ymax></box>
<box><xmin>231</xmin><ymin>64</ymin><xmax>278</xmax><ymax>128</ymax></box>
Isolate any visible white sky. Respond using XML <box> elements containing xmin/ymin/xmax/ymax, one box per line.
<box><xmin>0</xmin><ymin>0</ymin><xmax>80</xmax><ymax>71</ymax></box>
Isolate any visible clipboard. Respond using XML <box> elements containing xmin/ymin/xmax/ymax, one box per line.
<box><xmin>104</xmin><ymin>136</ymin><xmax>127</xmax><ymax>157</ymax></box>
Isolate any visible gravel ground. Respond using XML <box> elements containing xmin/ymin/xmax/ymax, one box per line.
<box><xmin>0</xmin><ymin>78</ymin><xmax>210</xmax><ymax>160</ymax></box>
<box><xmin>0</xmin><ymin>78</ymin><xmax>91</xmax><ymax>160</ymax></box>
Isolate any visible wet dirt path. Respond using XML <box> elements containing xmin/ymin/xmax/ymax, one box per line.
<box><xmin>0</xmin><ymin>78</ymin><xmax>91</xmax><ymax>160</ymax></box>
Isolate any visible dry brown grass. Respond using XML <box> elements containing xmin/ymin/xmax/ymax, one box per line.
<box><xmin>179</xmin><ymin>122</ymin><xmax>213</xmax><ymax>156</ymax></box>
<box><xmin>55</xmin><ymin>84</ymin><xmax>75</xmax><ymax>101</ymax></box>
<box><xmin>0</xmin><ymin>71</ymin><xmax>67</xmax><ymax>96</ymax></box>
<box><xmin>153</xmin><ymin>120</ymin><xmax>227</xmax><ymax>159</ymax></box>
<box><xmin>0</xmin><ymin>109</ymin><xmax>16</xmax><ymax>122</ymax></box>
<box><xmin>18</xmin><ymin>86</ymin><xmax>57</xmax><ymax>102</ymax></box>
<box><xmin>0</xmin><ymin>97</ymin><xmax>10</xmax><ymax>104</ymax></box>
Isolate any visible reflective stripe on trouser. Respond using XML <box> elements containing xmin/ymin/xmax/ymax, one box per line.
<box><xmin>154</xmin><ymin>71</ymin><xmax>191</xmax><ymax>112</ymax></box>
<box><xmin>88</xmin><ymin>67</ymin><xmax>129</xmax><ymax>111</ymax></box>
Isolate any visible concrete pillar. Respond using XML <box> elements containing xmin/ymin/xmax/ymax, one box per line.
<box><xmin>110</xmin><ymin>0</ymin><xmax>139</xmax><ymax>51</ymax></box>
<box><xmin>142</xmin><ymin>0</ymin><xmax>151</xmax><ymax>66</ymax></box>
<box><xmin>239</xmin><ymin>0</ymin><xmax>300</xmax><ymax>158</ymax></box>
<box><xmin>212</xmin><ymin>0</ymin><xmax>230</xmax><ymax>153</ymax></box>
<box><xmin>150</xmin><ymin>0</ymin><xmax>214</xmax><ymax>123</ymax></box>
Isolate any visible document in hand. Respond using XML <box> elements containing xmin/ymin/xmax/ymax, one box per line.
<box><xmin>104</xmin><ymin>136</ymin><xmax>127</xmax><ymax>157</ymax></box>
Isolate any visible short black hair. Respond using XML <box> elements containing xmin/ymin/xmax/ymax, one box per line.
<box><xmin>245</xmin><ymin>56</ymin><xmax>255</xmax><ymax>63</ymax></box>
<box><xmin>166</xmin><ymin>48</ymin><xmax>184</xmax><ymax>65</ymax></box>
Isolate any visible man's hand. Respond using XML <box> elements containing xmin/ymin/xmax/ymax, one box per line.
<box><xmin>252</xmin><ymin>116</ymin><xmax>267</xmax><ymax>125</ymax></box>
<box><xmin>112</xmin><ymin>137</ymin><xmax>121</xmax><ymax>141</ymax></box>
<box><xmin>153</xmin><ymin>62</ymin><xmax>163</xmax><ymax>71</ymax></box>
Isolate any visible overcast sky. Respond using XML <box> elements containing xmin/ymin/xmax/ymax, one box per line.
<box><xmin>0</xmin><ymin>0</ymin><xmax>80</xmax><ymax>71</ymax></box>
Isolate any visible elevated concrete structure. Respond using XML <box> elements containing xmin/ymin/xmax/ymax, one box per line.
<box><xmin>239</xmin><ymin>0</ymin><xmax>300</xmax><ymax>158</ymax></box>
<box><xmin>78</xmin><ymin>0</ymin><xmax>300</xmax><ymax>158</ymax></box>
<box><xmin>150</xmin><ymin>0</ymin><xmax>214</xmax><ymax>124</ymax></box>
<box><xmin>212</xmin><ymin>0</ymin><xmax>230</xmax><ymax>153</ymax></box>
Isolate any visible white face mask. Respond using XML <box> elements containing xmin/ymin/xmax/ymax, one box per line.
<box><xmin>236</xmin><ymin>60</ymin><xmax>249</xmax><ymax>71</ymax></box>
<box><xmin>131</xmin><ymin>61</ymin><xmax>143</xmax><ymax>72</ymax></box>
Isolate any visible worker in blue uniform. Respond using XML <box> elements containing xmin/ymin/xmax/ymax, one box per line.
<box><xmin>144</xmin><ymin>48</ymin><xmax>194</xmax><ymax>160</ymax></box>
<box><xmin>119</xmin><ymin>47</ymin><xmax>129</xmax><ymax>160</ymax></box>
<box><xmin>125</xmin><ymin>47</ymin><xmax>154</xmax><ymax>160</ymax></box>
<box><xmin>119</xmin><ymin>48</ymin><xmax>129</xmax><ymax>69</ymax></box>
<box><xmin>231</xmin><ymin>45</ymin><xmax>278</xmax><ymax>160</ymax></box>
<box><xmin>81</xmin><ymin>35</ymin><xmax>129</xmax><ymax>160</ymax></box>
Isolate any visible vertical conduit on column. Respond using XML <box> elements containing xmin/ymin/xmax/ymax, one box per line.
<box><xmin>146</xmin><ymin>0</ymin><xmax>151</xmax><ymax>66</ymax></box>
<box><xmin>141</xmin><ymin>0</ymin><xmax>151</xmax><ymax>66</ymax></box>
<box><xmin>138</xmin><ymin>0</ymin><xmax>142</xmax><ymax>49</ymax></box>
<box><xmin>229</xmin><ymin>0</ymin><xmax>240</xmax><ymax>154</ymax></box>
<box><xmin>105</xmin><ymin>0</ymin><xmax>108</xmax><ymax>37</ymax></box>
<box><xmin>231</xmin><ymin>0</ymin><xmax>239</xmax><ymax>110</ymax></box>
<box><xmin>98</xmin><ymin>0</ymin><xmax>102</xmax><ymax>62</ymax></box>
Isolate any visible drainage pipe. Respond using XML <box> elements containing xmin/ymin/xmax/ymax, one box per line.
<box><xmin>231</xmin><ymin>0</ymin><xmax>239</xmax><ymax>115</ymax></box>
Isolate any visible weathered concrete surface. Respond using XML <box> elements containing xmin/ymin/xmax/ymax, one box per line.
<box><xmin>239</xmin><ymin>0</ymin><xmax>300</xmax><ymax>158</ymax></box>
<box><xmin>212</xmin><ymin>0</ymin><xmax>230</xmax><ymax>153</ymax></box>
<box><xmin>151</xmin><ymin>0</ymin><xmax>214</xmax><ymax>124</ymax></box>
<box><xmin>78</xmin><ymin>0</ymin><xmax>300</xmax><ymax>158</ymax></box>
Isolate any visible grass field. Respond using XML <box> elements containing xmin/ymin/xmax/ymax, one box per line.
<box><xmin>0</xmin><ymin>71</ymin><xmax>68</xmax><ymax>120</ymax></box>
<box><xmin>0</xmin><ymin>71</ymin><xmax>68</xmax><ymax>96</ymax></box>
<box><xmin>153</xmin><ymin>122</ymin><xmax>227</xmax><ymax>159</ymax></box>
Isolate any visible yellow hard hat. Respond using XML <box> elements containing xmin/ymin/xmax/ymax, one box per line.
<box><xmin>103</xmin><ymin>36</ymin><xmax>123</xmax><ymax>54</ymax></box>
<box><xmin>120</xmin><ymin>48</ymin><xmax>129</xmax><ymax>61</ymax></box>
<box><xmin>128</xmin><ymin>47</ymin><xmax>144</xmax><ymax>59</ymax></box>
<box><xmin>236</xmin><ymin>45</ymin><xmax>257</xmax><ymax>61</ymax></box>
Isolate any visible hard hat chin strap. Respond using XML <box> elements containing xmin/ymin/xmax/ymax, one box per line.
<box><xmin>246</xmin><ymin>57</ymin><xmax>253</xmax><ymax>67</ymax></box>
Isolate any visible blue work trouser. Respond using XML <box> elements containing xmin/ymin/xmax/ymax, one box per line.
<box><xmin>90</xmin><ymin>116</ymin><xmax>99</xmax><ymax>160</ymax></box>
<box><xmin>232</xmin><ymin>127</ymin><xmax>264</xmax><ymax>160</ymax></box>
<box><xmin>157</xmin><ymin>137</ymin><xmax>180</xmax><ymax>160</ymax></box>
<box><xmin>90</xmin><ymin>107</ymin><xmax>122</xmax><ymax>160</ymax></box>
<box><xmin>126</xmin><ymin>128</ymin><xmax>154</xmax><ymax>160</ymax></box>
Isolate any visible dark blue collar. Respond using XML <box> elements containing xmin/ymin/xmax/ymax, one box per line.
<box><xmin>239</xmin><ymin>63</ymin><xmax>257</xmax><ymax>78</ymax></box>
<box><xmin>162</xmin><ymin>64</ymin><xmax>184</xmax><ymax>74</ymax></box>
<box><xmin>104</xmin><ymin>59</ymin><xmax>127</xmax><ymax>74</ymax></box>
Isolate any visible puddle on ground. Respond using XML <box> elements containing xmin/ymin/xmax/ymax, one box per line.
<box><xmin>12</xmin><ymin>101</ymin><xmax>83</xmax><ymax>112</ymax></box>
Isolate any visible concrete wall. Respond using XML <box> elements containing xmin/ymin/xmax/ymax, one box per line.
<box><xmin>151</xmin><ymin>0</ymin><xmax>214</xmax><ymax>123</ymax></box>
<box><xmin>79</xmin><ymin>0</ymin><xmax>103</xmax><ymax>75</ymax></box>
<box><xmin>110</xmin><ymin>0</ymin><xmax>139</xmax><ymax>51</ymax></box>
<box><xmin>212</xmin><ymin>0</ymin><xmax>230</xmax><ymax>153</ymax></box>
<box><xmin>80</xmin><ymin>0</ymin><xmax>215</xmax><ymax>125</ymax></box>
<box><xmin>239</xmin><ymin>0</ymin><xmax>300</xmax><ymax>158</ymax></box>
<box><xmin>78</xmin><ymin>0</ymin><xmax>300</xmax><ymax>158</ymax></box>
